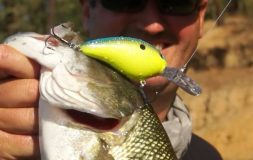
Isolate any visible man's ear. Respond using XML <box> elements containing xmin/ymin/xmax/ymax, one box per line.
<box><xmin>198</xmin><ymin>0</ymin><xmax>208</xmax><ymax>38</ymax></box>
<box><xmin>80</xmin><ymin>0</ymin><xmax>90</xmax><ymax>35</ymax></box>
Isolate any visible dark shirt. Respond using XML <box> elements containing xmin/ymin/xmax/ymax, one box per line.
<box><xmin>182</xmin><ymin>134</ymin><xmax>223</xmax><ymax>160</ymax></box>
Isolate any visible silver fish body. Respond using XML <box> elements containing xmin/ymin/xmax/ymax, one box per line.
<box><xmin>5</xmin><ymin>23</ymin><xmax>177</xmax><ymax>160</ymax></box>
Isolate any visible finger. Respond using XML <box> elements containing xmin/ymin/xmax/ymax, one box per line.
<box><xmin>0</xmin><ymin>44</ymin><xmax>40</xmax><ymax>79</ymax></box>
<box><xmin>0</xmin><ymin>79</ymin><xmax>39</xmax><ymax>107</ymax></box>
<box><xmin>0</xmin><ymin>107</ymin><xmax>38</xmax><ymax>134</ymax></box>
<box><xmin>0</xmin><ymin>130</ymin><xmax>40</xmax><ymax>159</ymax></box>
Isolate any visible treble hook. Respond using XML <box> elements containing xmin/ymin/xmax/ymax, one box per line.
<box><xmin>42</xmin><ymin>35</ymin><xmax>56</xmax><ymax>55</ymax></box>
<box><xmin>50</xmin><ymin>24</ymin><xmax>80</xmax><ymax>51</ymax></box>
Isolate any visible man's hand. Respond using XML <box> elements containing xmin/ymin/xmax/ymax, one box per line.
<box><xmin>0</xmin><ymin>44</ymin><xmax>41</xmax><ymax>159</ymax></box>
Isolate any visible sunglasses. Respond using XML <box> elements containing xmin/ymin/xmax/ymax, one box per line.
<box><xmin>99</xmin><ymin>0</ymin><xmax>200</xmax><ymax>16</ymax></box>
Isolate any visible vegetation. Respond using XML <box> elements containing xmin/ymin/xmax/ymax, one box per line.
<box><xmin>0</xmin><ymin>0</ymin><xmax>252</xmax><ymax>42</ymax></box>
<box><xmin>0</xmin><ymin>0</ymin><xmax>83</xmax><ymax>41</ymax></box>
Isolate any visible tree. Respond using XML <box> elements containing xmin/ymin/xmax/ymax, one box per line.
<box><xmin>0</xmin><ymin>0</ymin><xmax>83</xmax><ymax>42</ymax></box>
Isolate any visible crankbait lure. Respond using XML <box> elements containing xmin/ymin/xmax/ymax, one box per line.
<box><xmin>80</xmin><ymin>37</ymin><xmax>167</xmax><ymax>80</ymax></box>
<box><xmin>50</xmin><ymin>24</ymin><xmax>201</xmax><ymax>96</ymax></box>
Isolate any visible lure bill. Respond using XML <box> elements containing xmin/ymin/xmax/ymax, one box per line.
<box><xmin>162</xmin><ymin>67</ymin><xmax>201</xmax><ymax>96</ymax></box>
<box><xmin>51</xmin><ymin>23</ymin><xmax>201</xmax><ymax>96</ymax></box>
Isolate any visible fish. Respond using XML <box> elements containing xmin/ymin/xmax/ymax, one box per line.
<box><xmin>5</xmin><ymin>22</ymin><xmax>178</xmax><ymax>160</ymax></box>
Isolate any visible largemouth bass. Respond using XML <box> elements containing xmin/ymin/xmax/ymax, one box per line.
<box><xmin>5</xmin><ymin>23</ymin><xmax>178</xmax><ymax>160</ymax></box>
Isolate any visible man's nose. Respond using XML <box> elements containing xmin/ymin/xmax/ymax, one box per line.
<box><xmin>134</xmin><ymin>1</ymin><xmax>166</xmax><ymax>35</ymax></box>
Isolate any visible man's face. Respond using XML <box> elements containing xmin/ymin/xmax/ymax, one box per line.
<box><xmin>81</xmin><ymin>0</ymin><xmax>207</xmax><ymax>95</ymax></box>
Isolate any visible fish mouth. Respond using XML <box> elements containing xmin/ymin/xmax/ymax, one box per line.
<box><xmin>64</xmin><ymin>109</ymin><xmax>121</xmax><ymax>131</ymax></box>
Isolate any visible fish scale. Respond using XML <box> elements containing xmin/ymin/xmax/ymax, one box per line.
<box><xmin>109</xmin><ymin>104</ymin><xmax>177</xmax><ymax>160</ymax></box>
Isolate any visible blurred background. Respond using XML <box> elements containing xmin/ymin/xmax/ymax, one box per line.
<box><xmin>0</xmin><ymin>0</ymin><xmax>252</xmax><ymax>159</ymax></box>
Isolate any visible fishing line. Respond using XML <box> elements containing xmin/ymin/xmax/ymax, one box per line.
<box><xmin>180</xmin><ymin>0</ymin><xmax>233</xmax><ymax>72</ymax></box>
<box><xmin>149</xmin><ymin>0</ymin><xmax>233</xmax><ymax>100</ymax></box>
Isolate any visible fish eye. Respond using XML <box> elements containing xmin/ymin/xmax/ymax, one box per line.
<box><xmin>140</xmin><ymin>44</ymin><xmax>146</xmax><ymax>50</ymax></box>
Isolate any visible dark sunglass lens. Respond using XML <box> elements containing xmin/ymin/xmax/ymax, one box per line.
<box><xmin>101</xmin><ymin>0</ymin><xmax>146</xmax><ymax>13</ymax></box>
<box><xmin>159</xmin><ymin>0</ymin><xmax>198</xmax><ymax>15</ymax></box>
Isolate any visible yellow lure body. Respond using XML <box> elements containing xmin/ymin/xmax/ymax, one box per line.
<box><xmin>79</xmin><ymin>37</ymin><xmax>167</xmax><ymax>80</ymax></box>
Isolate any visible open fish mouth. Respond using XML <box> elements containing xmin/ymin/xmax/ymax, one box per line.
<box><xmin>64</xmin><ymin>108</ymin><xmax>122</xmax><ymax>131</ymax></box>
